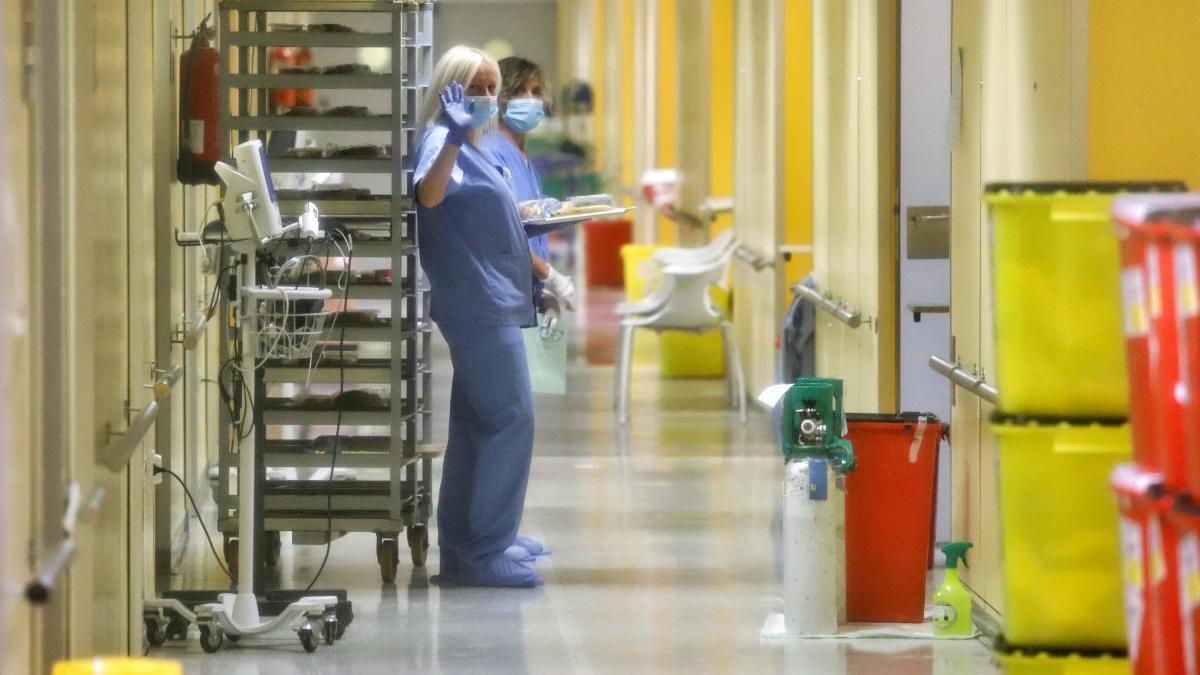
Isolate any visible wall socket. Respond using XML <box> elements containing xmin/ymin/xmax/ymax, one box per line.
<box><xmin>148</xmin><ymin>452</ymin><xmax>163</xmax><ymax>485</ymax></box>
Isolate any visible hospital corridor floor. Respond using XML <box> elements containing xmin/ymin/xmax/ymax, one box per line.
<box><xmin>155</xmin><ymin>289</ymin><xmax>1000</xmax><ymax>674</ymax></box>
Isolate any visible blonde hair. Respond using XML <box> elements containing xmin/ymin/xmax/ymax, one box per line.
<box><xmin>417</xmin><ymin>45</ymin><xmax>502</xmax><ymax>132</ymax></box>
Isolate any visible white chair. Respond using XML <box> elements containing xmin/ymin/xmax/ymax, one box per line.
<box><xmin>651</xmin><ymin>228</ymin><xmax>737</xmax><ymax>267</ymax></box>
<box><xmin>613</xmin><ymin>248</ymin><xmax>747</xmax><ymax>424</ymax></box>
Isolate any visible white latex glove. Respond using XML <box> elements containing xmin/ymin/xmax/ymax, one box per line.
<box><xmin>542</xmin><ymin>265</ymin><xmax>576</xmax><ymax>311</ymax></box>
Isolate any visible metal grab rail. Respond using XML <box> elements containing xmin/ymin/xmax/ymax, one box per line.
<box><xmin>25</xmin><ymin>486</ymin><xmax>105</xmax><ymax>604</ymax></box>
<box><xmin>98</xmin><ymin>364</ymin><xmax>181</xmax><ymax>472</ymax></box>
<box><xmin>28</xmin><ymin>363</ymin><xmax>186</xmax><ymax>604</ymax></box>
<box><xmin>734</xmin><ymin>244</ymin><xmax>774</xmax><ymax>271</ymax></box>
<box><xmin>181</xmin><ymin>308</ymin><xmax>215</xmax><ymax>350</ymax></box>
<box><xmin>791</xmin><ymin>283</ymin><xmax>863</xmax><ymax>329</ymax></box>
<box><xmin>928</xmin><ymin>355</ymin><xmax>999</xmax><ymax>404</ymax></box>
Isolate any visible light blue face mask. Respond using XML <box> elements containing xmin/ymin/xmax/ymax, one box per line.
<box><xmin>503</xmin><ymin>98</ymin><xmax>545</xmax><ymax>133</ymax></box>
<box><xmin>468</xmin><ymin>95</ymin><xmax>499</xmax><ymax>128</ymax></box>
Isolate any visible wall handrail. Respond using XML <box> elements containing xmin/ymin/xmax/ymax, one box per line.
<box><xmin>28</xmin><ymin>362</ymin><xmax>186</xmax><ymax>604</ymax></box>
<box><xmin>791</xmin><ymin>283</ymin><xmax>863</xmax><ymax>329</ymax></box>
<box><xmin>25</xmin><ymin>485</ymin><xmax>105</xmax><ymax>604</ymax></box>
<box><xmin>734</xmin><ymin>244</ymin><xmax>774</xmax><ymax>271</ymax></box>
<box><xmin>928</xmin><ymin>355</ymin><xmax>999</xmax><ymax>404</ymax></box>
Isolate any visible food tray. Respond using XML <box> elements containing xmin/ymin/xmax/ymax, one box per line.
<box><xmin>523</xmin><ymin>207</ymin><xmax>633</xmax><ymax>237</ymax></box>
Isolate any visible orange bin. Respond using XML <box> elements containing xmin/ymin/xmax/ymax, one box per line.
<box><xmin>844</xmin><ymin>412</ymin><xmax>942</xmax><ymax>623</ymax></box>
<box><xmin>584</xmin><ymin>218</ymin><xmax>633</xmax><ymax>287</ymax></box>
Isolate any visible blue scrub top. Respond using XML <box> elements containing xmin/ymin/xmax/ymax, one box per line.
<box><xmin>480</xmin><ymin>131</ymin><xmax>549</xmax><ymax>261</ymax></box>
<box><xmin>413</xmin><ymin>124</ymin><xmax>535</xmax><ymax>328</ymax></box>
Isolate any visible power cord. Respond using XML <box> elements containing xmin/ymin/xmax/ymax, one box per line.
<box><xmin>155</xmin><ymin>465</ymin><xmax>235</xmax><ymax>583</ymax></box>
<box><xmin>303</xmin><ymin>231</ymin><xmax>353</xmax><ymax>592</ymax></box>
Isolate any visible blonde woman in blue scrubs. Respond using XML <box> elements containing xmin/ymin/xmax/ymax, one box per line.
<box><xmin>414</xmin><ymin>45</ymin><xmax>541</xmax><ymax>588</ymax></box>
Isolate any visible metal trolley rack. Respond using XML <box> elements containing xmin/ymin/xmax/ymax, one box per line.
<box><xmin>214</xmin><ymin>0</ymin><xmax>437</xmax><ymax>584</ymax></box>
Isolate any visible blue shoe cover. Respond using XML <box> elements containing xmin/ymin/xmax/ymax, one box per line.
<box><xmin>456</xmin><ymin>555</ymin><xmax>543</xmax><ymax>588</ymax></box>
<box><xmin>505</xmin><ymin>544</ymin><xmax>535</xmax><ymax>563</ymax></box>
<box><xmin>515</xmin><ymin>534</ymin><xmax>550</xmax><ymax>557</ymax></box>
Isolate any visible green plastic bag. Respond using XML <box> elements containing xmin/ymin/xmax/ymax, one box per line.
<box><xmin>523</xmin><ymin>313</ymin><xmax>567</xmax><ymax>395</ymax></box>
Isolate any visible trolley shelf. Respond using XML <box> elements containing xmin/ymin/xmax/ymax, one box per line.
<box><xmin>269</xmin><ymin>158</ymin><xmax>395</xmax><ymax>174</ymax></box>
<box><xmin>263</xmin><ymin>359</ymin><xmax>400</xmax><ymax>384</ymax></box>
<box><xmin>278</xmin><ymin>198</ymin><xmax>407</xmax><ymax>217</ymax></box>
<box><xmin>225</xmin><ymin>31</ymin><xmax>396</xmax><ymax>49</ymax></box>
<box><xmin>225</xmin><ymin>115</ymin><xmax>397</xmax><ymax>132</ymax></box>
<box><xmin>226</xmin><ymin>73</ymin><xmax>400</xmax><ymax>90</ymax></box>
<box><xmin>222</xmin><ymin>0</ymin><xmax>413</xmax><ymax>11</ymax></box>
<box><xmin>262</xmin><ymin>409</ymin><xmax>400</xmax><ymax>426</ymax></box>
<box><xmin>263</xmin><ymin>452</ymin><xmax>419</xmax><ymax>470</ymax></box>
<box><xmin>326</xmin><ymin>282</ymin><xmax>401</xmax><ymax>301</ymax></box>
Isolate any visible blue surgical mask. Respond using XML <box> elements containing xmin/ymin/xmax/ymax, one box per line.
<box><xmin>467</xmin><ymin>95</ymin><xmax>498</xmax><ymax>128</ymax></box>
<box><xmin>503</xmin><ymin>98</ymin><xmax>545</xmax><ymax>133</ymax></box>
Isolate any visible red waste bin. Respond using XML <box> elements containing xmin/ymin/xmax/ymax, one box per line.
<box><xmin>584</xmin><ymin>218</ymin><xmax>633</xmax><ymax>287</ymax></box>
<box><xmin>1113</xmin><ymin>463</ymin><xmax>1184</xmax><ymax>675</ymax></box>
<box><xmin>1171</xmin><ymin>500</ymin><xmax>1200</xmax><ymax>675</ymax></box>
<box><xmin>844</xmin><ymin>412</ymin><xmax>942</xmax><ymax>623</ymax></box>
<box><xmin>1141</xmin><ymin>198</ymin><xmax>1200</xmax><ymax>499</ymax></box>
<box><xmin>1115</xmin><ymin>200</ymin><xmax>1188</xmax><ymax>490</ymax></box>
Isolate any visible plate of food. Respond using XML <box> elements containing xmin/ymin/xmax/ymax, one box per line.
<box><xmin>520</xmin><ymin>195</ymin><xmax>633</xmax><ymax>237</ymax></box>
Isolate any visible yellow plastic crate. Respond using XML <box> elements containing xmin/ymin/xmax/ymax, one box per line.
<box><xmin>619</xmin><ymin>244</ymin><xmax>727</xmax><ymax>378</ymax></box>
<box><xmin>994</xmin><ymin>420</ymin><xmax>1131</xmax><ymax>649</ymax></box>
<box><xmin>660</xmin><ymin>287</ymin><xmax>728</xmax><ymax>378</ymax></box>
<box><xmin>985</xmin><ymin>189</ymin><xmax>1128</xmax><ymax>416</ymax></box>
<box><xmin>54</xmin><ymin>659</ymin><xmax>181</xmax><ymax>675</ymax></box>
<box><xmin>997</xmin><ymin>652</ymin><xmax>1129</xmax><ymax>675</ymax></box>
<box><xmin>620</xmin><ymin>245</ymin><xmax>662</xmax><ymax>364</ymax></box>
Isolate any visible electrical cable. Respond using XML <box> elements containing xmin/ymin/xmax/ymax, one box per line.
<box><xmin>304</xmin><ymin>232</ymin><xmax>352</xmax><ymax>592</ymax></box>
<box><xmin>155</xmin><ymin>465</ymin><xmax>235</xmax><ymax>583</ymax></box>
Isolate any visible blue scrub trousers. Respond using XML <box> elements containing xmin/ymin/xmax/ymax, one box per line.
<box><xmin>437</xmin><ymin>323</ymin><xmax>535</xmax><ymax>567</ymax></box>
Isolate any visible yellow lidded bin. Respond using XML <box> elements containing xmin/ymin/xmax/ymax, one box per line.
<box><xmin>997</xmin><ymin>651</ymin><xmax>1130</xmax><ymax>675</ymax></box>
<box><xmin>619</xmin><ymin>244</ymin><xmax>728</xmax><ymax>377</ymax></box>
<box><xmin>985</xmin><ymin>182</ymin><xmax>1183</xmax><ymax>417</ymax></box>
<box><xmin>993</xmin><ymin>418</ymin><xmax>1131</xmax><ymax>649</ymax></box>
<box><xmin>53</xmin><ymin>659</ymin><xmax>181</xmax><ymax>675</ymax></box>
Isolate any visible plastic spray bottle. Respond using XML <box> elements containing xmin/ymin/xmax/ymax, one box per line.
<box><xmin>931</xmin><ymin>541</ymin><xmax>974</xmax><ymax>637</ymax></box>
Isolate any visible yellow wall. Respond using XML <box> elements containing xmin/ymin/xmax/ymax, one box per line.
<box><xmin>656</xmin><ymin>0</ymin><xmax>678</xmax><ymax>245</ymax></box>
<box><xmin>782</xmin><ymin>0</ymin><xmax>813</xmax><ymax>295</ymax></box>
<box><xmin>1089</xmin><ymin>2</ymin><xmax>1200</xmax><ymax>188</ymax></box>
<box><xmin>708</xmin><ymin>0</ymin><xmax>735</xmax><ymax>236</ymax></box>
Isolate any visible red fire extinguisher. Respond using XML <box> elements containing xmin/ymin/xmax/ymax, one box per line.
<box><xmin>177</xmin><ymin>17</ymin><xmax>220</xmax><ymax>185</ymax></box>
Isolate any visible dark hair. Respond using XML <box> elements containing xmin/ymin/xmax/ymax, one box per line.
<box><xmin>498</xmin><ymin>56</ymin><xmax>552</xmax><ymax>112</ymax></box>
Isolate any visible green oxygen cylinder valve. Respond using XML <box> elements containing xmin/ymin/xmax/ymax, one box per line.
<box><xmin>941</xmin><ymin>541</ymin><xmax>973</xmax><ymax>569</ymax></box>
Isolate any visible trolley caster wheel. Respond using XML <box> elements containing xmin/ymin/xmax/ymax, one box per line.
<box><xmin>167</xmin><ymin>617</ymin><xmax>189</xmax><ymax>642</ymax></box>
<box><xmin>199</xmin><ymin>625</ymin><xmax>224</xmax><ymax>654</ymax></box>
<box><xmin>265</xmin><ymin>531</ymin><xmax>282</xmax><ymax>569</ymax></box>
<box><xmin>376</xmin><ymin>535</ymin><xmax>400</xmax><ymax>584</ymax></box>
<box><xmin>407</xmin><ymin>526</ymin><xmax>429</xmax><ymax>567</ymax></box>
<box><xmin>298</xmin><ymin>623</ymin><xmax>319</xmax><ymax>653</ymax></box>
<box><xmin>335</xmin><ymin>620</ymin><xmax>347</xmax><ymax>640</ymax></box>
<box><xmin>227</xmin><ymin>634</ymin><xmax>241</xmax><ymax>643</ymax></box>
<box><xmin>322</xmin><ymin>617</ymin><xmax>337</xmax><ymax>645</ymax></box>
<box><xmin>144</xmin><ymin>616</ymin><xmax>168</xmax><ymax>647</ymax></box>
<box><xmin>223</xmin><ymin>536</ymin><xmax>239</xmax><ymax>574</ymax></box>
